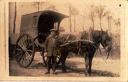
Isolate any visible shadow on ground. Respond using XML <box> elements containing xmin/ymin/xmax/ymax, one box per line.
<box><xmin>28</xmin><ymin>61</ymin><xmax>119</xmax><ymax>77</ymax></box>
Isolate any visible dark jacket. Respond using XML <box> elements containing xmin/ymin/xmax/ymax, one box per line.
<box><xmin>44</xmin><ymin>35</ymin><xmax>59</xmax><ymax>56</ymax></box>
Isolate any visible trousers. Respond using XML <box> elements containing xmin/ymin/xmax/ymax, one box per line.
<box><xmin>46</xmin><ymin>55</ymin><xmax>57</xmax><ymax>72</ymax></box>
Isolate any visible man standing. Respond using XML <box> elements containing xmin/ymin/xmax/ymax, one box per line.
<box><xmin>44</xmin><ymin>29</ymin><xmax>59</xmax><ymax>74</ymax></box>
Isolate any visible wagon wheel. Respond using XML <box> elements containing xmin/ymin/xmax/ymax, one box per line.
<box><xmin>42</xmin><ymin>48</ymin><xmax>47</xmax><ymax>66</ymax></box>
<box><xmin>56</xmin><ymin>50</ymin><xmax>61</xmax><ymax>65</ymax></box>
<box><xmin>42</xmin><ymin>49</ymin><xmax>61</xmax><ymax>66</ymax></box>
<box><xmin>15</xmin><ymin>34</ymin><xmax>35</xmax><ymax>68</ymax></box>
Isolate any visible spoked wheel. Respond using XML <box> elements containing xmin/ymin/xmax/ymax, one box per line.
<box><xmin>42</xmin><ymin>49</ymin><xmax>61</xmax><ymax>66</ymax></box>
<box><xmin>56</xmin><ymin>50</ymin><xmax>61</xmax><ymax>65</ymax></box>
<box><xmin>42</xmin><ymin>48</ymin><xmax>47</xmax><ymax>66</ymax></box>
<box><xmin>15</xmin><ymin>34</ymin><xmax>35</xmax><ymax>68</ymax></box>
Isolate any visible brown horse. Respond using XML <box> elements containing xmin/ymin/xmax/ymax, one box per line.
<box><xmin>58</xmin><ymin>30</ymin><xmax>112</xmax><ymax>76</ymax></box>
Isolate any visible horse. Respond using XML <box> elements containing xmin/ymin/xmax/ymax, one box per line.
<box><xmin>58</xmin><ymin>29</ymin><xmax>112</xmax><ymax>76</ymax></box>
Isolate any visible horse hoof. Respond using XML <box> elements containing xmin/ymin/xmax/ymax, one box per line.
<box><xmin>62</xmin><ymin>71</ymin><xmax>66</xmax><ymax>73</ymax></box>
<box><xmin>62</xmin><ymin>70</ymin><xmax>67</xmax><ymax>73</ymax></box>
<box><xmin>85</xmin><ymin>73</ymin><xmax>91</xmax><ymax>77</ymax></box>
<box><xmin>85</xmin><ymin>74</ymin><xmax>90</xmax><ymax>77</ymax></box>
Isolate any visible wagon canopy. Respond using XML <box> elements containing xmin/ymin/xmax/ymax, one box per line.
<box><xmin>20</xmin><ymin>10</ymin><xmax>68</xmax><ymax>34</ymax></box>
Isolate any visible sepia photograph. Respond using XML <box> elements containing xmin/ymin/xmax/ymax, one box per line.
<box><xmin>0</xmin><ymin>0</ymin><xmax>128</xmax><ymax>81</ymax></box>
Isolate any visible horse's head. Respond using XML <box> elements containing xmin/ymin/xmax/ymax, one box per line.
<box><xmin>100</xmin><ymin>30</ymin><xmax>112</xmax><ymax>59</ymax></box>
<box><xmin>100</xmin><ymin>31</ymin><xmax>112</xmax><ymax>46</ymax></box>
<box><xmin>83</xmin><ymin>29</ymin><xmax>112</xmax><ymax>59</ymax></box>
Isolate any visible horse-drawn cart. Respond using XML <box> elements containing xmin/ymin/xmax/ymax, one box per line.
<box><xmin>15</xmin><ymin>10</ymin><xmax>68</xmax><ymax>68</ymax></box>
<box><xmin>14</xmin><ymin>10</ymin><xmax>112</xmax><ymax>76</ymax></box>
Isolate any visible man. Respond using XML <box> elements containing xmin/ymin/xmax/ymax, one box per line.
<box><xmin>44</xmin><ymin>29</ymin><xmax>59</xmax><ymax>74</ymax></box>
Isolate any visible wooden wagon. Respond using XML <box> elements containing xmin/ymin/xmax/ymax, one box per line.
<box><xmin>15</xmin><ymin>10</ymin><xmax>68</xmax><ymax>68</ymax></box>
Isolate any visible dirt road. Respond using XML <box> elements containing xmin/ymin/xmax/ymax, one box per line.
<box><xmin>9</xmin><ymin>53</ymin><xmax>120</xmax><ymax>77</ymax></box>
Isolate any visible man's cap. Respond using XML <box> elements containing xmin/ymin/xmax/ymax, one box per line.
<box><xmin>50</xmin><ymin>29</ymin><xmax>57</xmax><ymax>32</ymax></box>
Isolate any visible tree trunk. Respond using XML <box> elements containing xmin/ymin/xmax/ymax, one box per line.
<box><xmin>108</xmin><ymin>18</ymin><xmax>109</xmax><ymax>30</ymax></box>
<box><xmin>13</xmin><ymin>2</ymin><xmax>17</xmax><ymax>33</ymax></box>
<box><xmin>110</xmin><ymin>19</ymin><xmax>111</xmax><ymax>31</ymax></box>
<box><xmin>37</xmin><ymin>3</ymin><xmax>39</xmax><ymax>11</ymax></box>
<box><xmin>74</xmin><ymin>15</ymin><xmax>76</xmax><ymax>32</ymax></box>
<box><xmin>100</xmin><ymin>18</ymin><xmax>102</xmax><ymax>30</ymax></box>
<box><xmin>83</xmin><ymin>18</ymin><xmax>85</xmax><ymax>31</ymax></box>
<box><xmin>92</xmin><ymin>19</ymin><xmax>94</xmax><ymax>30</ymax></box>
<box><xmin>69</xmin><ymin>13</ymin><xmax>72</xmax><ymax>32</ymax></box>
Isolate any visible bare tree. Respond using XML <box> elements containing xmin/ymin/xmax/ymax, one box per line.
<box><xmin>65</xmin><ymin>3</ymin><xmax>79</xmax><ymax>32</ymax></box>
<box><xmin>106</xmin><ymin>11</ymin><xmax>112</xmax><ymax>31</ymax></box>
<box><xmin>71</xmin><ymin>7</ymin><xmax>79</xmax><ymax>32</ymax></box>
<box><xmin>95</xmin><ymin>5</ymin><xmax>109</xmax><ymax>30</ymax></box>
<box><xmin>13</xmin><ymin>2</ymin><xmax>17</xmax><ymax>33</ymax></box>
<box><xmin>113</xmin><ymin>18</ymin><xmax>120</xmax><ymax>27</ymax></box>
<box><xmin>33</xmin><ymin>2</ymin><xmax>46</xmax><ymax>11</ymax></box>
<box><xmin>82</xmin><ymin>11</ymin><xmax>86</xmax><ymax>31</ymax></box>
<box><xmin>46</xmin><ymin>5</ymin><xmax>57</xmax><ymax>11</ymax></box>
<box><xmin>113</xmin><ymin>18</ymin><xmax>120</xmax><ymax>33</ymax></box>
<box><xmin>89</xmin><ymin>5</ymin><xmax>95</xmax><ymax>30</ymax></box>
<box><xmin>65</xmin><ymin>3</ymin><xmax>74</xmax><ymax>32</ymax></box>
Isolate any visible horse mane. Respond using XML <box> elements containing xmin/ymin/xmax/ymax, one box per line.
<box><xmin>81</xmin><ymin>29</ymin><xmax>108</xmax><ymax>45</ymax></box>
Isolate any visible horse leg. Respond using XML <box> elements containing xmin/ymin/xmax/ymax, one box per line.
<box><xmin>61</xmin><ymin>60</ymin><xmax>66</xmax><ymax>73</ymax></box>
<box><xmin>88</xmin><ymin>52</ymin><xmax>94</xmax><ymax>76</ymax></box>
<box><xmin>84</xmin><ymin>52</ymin><xmax>89</xmax><ymax>76</ymax></box>
<box><xmin>60</xmin><ymin>51</ymin><xmax>68</xmax><ymax>73</ymax></box>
